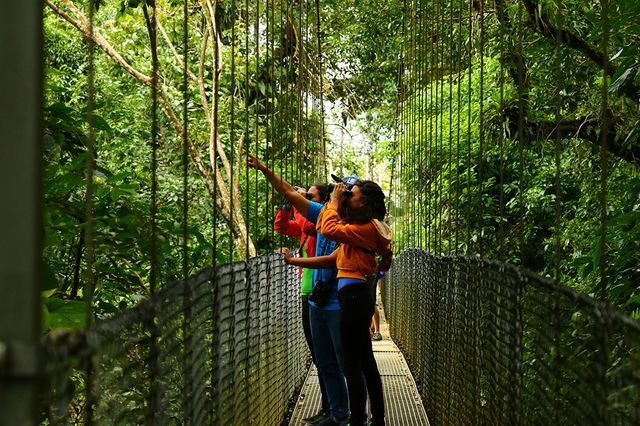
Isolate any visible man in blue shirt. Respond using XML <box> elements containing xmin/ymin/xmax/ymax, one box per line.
<box><xmin>248</xmin><ymin>154</ymin><xmax>349</xmax><ymax>426</ymax></box>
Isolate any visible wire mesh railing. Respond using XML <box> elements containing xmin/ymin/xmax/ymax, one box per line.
<box><xmin>42</xmin><ymin>253</ymin><xmax>310</xmax><ymax>425</ymax></box>
<box><xmin>382</xmin><ymin>249</ymin><xmax>640</xmax><ymax>426</ymax></box>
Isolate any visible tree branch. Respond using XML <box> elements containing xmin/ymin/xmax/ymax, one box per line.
<box><xmin>522</xmin><ymin>0</ymin><xmax>613</xmax><ymax>74</ymax></box>
<box><xmin>505</xmin><ymin>108</ymin><xmax>640</xmax><ymax>167</ymax></box>
<box><xmin>157</xmin><ymin>18</ymin><xmax>198</xmax><ymax>82</ymax></box>
<box><xmin>46</xmin><ymin>0</ymin><xmax>152</xmax><ymax>85</ymax></box>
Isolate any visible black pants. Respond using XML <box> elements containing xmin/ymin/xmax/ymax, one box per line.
<box><xmin>338</xmin><ymin>284</ymin><xmax>385</xmax><ymax>425</ymax></box>
<box><xmin>302</xmin><ymin>295</ymin><xmax>329</xmax><ymax>412</ymax></box>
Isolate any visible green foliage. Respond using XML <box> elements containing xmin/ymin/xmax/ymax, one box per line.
<box><xmin>389</xmin><ymin>0</ymin><xmax>640</xmax><ymax>315</ymax></box>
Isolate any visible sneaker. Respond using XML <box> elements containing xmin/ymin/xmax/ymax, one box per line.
<box><xmin>372</xmin><ymin>332</ymin><xmax>382</xmax><ymax>341</ymax></box>
<box><xmin>303</xmin><ymin>410</ymin><xmax>329</xmax><ymax>424</ymax></box>
<box><xmin>315</xmin><ymin>416</ymin><xmax>349</xmax><ymax>426</ymax></box>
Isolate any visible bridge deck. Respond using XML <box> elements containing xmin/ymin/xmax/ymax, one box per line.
<box><xmin>288</xmin><ymin>305</ymin><xmax>430</xmax><ymax>426</ymax></box>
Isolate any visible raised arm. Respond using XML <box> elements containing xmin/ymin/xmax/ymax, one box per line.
<box><xmin>248</xmin><ymin>153</ymin><xmax>310</xmax><ymax>216</ymax></box>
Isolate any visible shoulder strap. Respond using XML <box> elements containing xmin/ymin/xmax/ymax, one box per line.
<box><xmin>300</xmin><ymin>234</ymin><xmax>310</xmax><ymax>251</ymax></box>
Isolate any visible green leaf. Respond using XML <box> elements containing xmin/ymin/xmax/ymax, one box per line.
<box><xmin>92</xmin><ymin>114</ymin><xmax>112</xmax><ymax>133</ymax></box>
<box><xmin>45</xmin><ymin>298</ymin><xmax>87</xmax><ymax>329</ymax></box>
<box><xmin>610</xmin><ymin>66</ymin><xmax>637</xmax><ymax>94</ymax></box>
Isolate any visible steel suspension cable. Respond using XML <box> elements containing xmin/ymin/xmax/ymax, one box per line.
<box><xmin>477</xmin><ymin>0</ymin><xmax>485</xmax><ymax>258</ymax></box>
<box><xmin>141</xmin><ymin>1</ymin><xmax>161</xmax><ymax>422</ymax></box>
<box><xmin>465</xmin><ymin>0</ymin><xmax>473</xmax><ymax>255</ymax></box>
<box><xmin>416</xmin><ymin>0</ymin><xmax>424</xmax><ymax>250</ymax></box>
<box><xmin>454</xmin><ymin>0</ymin><xmax>463</xmax><ymax>255</ymax></box>
<box><xmin>497</xmin><ymin>1</ymin><xmax>506</xmax><ymax>258</ymax></box>
<box><xmin>180</xmin><ymin>0</ymin><xmax>193</xmax><ymax>421</ymax></box>
<box><xmin>254</xmin><ymin>0</ymin><xmax>261</xmax><ymax>253</ymax></box>
<box><xmin>210</xmin><ymin>0</ymin><xmax>221</xmax><ymax>421</ymax></box>
<box><xmin>598</xmin><ymin>0</ymin><xmax>610</xmax><ymax>301</ymax></box>
<box><xmin>448</xmin><ymin>0</ymin><xmax>454</xmax><ymax>255</ymax></box>
<box><xmin>516</xmin><ymin>0</ymin><xmax>526</xmax><ymax>264</ymax></box>
<box><xmin>553</xmin><ymin>1</ymin><xmax>564</xmax><ymax>283</ymax></box>
<box><xmin>437</xmin><ymin>0</ymin><xmax>445</xmax><ymax>255</ymax></box>
<box><xmin>398</xmin><ymin>0</ymin><xmax>407</xmax><ymax>251</ymax></box>
<box><xmin>314</xmin><ymin>0</ymin><xmax>327</xmax><ymax>179</ymax></box>
<box><xmin>83</xmin><ymin>0</ymin><xmax>97</xmax><ymax>423</ymax></box>
<box><xmin>244</xmin><ymin>0</ymin><xmax>251</xmax><ymax>260</ymax></box>
<box><xmin>229</xmin><ymin>0</ymin><xmax>237</xmax><ymax>260</ymax></box>
<box><xmin>424</xmin><ymin>0</ymin><xmax>432</xmax><ymax>251</ymax></box>
<box><xmin>410</xmin><ymin>0</ymin><xmax>420</xmax><ymax>247</ymax></box>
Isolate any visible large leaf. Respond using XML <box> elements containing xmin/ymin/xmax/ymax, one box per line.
<box><xmin>45</xmin><ymin>298</ymin><xmax>87</xmax><ymax>329</ymax></box>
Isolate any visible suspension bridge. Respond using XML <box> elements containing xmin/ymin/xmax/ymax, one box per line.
<box><xmin>2</xmin><ymin>0</ymin><xmax>640</xmax><ymax>425</ymax></box>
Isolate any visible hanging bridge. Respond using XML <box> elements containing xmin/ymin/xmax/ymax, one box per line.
<box><xmin>2</xmin><ymin>0</ymin><xmax>640</xmax><ymax>425</ymax></box>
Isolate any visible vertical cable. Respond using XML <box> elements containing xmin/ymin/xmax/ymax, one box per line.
<box><xmin>212</xmin><ymin>0</ymin><xmax>220</xmax><ymax>269</ymax></box>
<box><xmin>142</xmin><ymin>1</ymin><xmax>161</xmax><ymax>423</ymax></box>
<box><xmin>454</xmin><ymin>0</ymin><xmax>463</xmax><ymax>255</ymax></box>
<box><xmin>399</xmin><ymin>0</ymin><xmax>407</xmax><ymax>251</ymax></box>
<box><xmin>244</xmin><ymin>0</ymin><xmax>251</xmax><ymax>259</ymax></box>
<box><xmin>208</xmin><ymin>0</ymin><xmax>222</xmax><ymax>422</ymax></box>
<box><xmin>477</xmin><ymin>0</ymin><xmax>485</xmax><ymax>257</ymax></box>
<box><xmin>229</xmin><ymin>0</ymin><xmax>237</xmax><ymax>260</ymax></box>
<box><xmin>598</xmin><ymin>0</ymin><xmax>610</xmax><ymax>300</ymax></box>
<box><xmin>516</xmin><ymin>0</ymin><xmax>526</xmax><ymax>264</ymax></box>
<box><xmin>254</xmin><ymin>0</ymin><xmax>261</xmax><ymax>253</ymax></box>
<box><xmin>466</xmin><ymin>0</ymin><xmax>473</xmax><ymax>254</ymax></box>
<box><xmin>437</xmin><ymin>0</ymin><xmax>444</xmax><ymax>255</ymax></box>
<box><xmin>181</xmin><ymin>0</ymin><xmax>192</xmax><ymax>422</ymax></box>
<box><xmin>497</xmin><ymin>0</ymin><xmax>506</xmax><ymax>258</ymax></box>
<box><xmin>83</xmin><ymin>0</ymin><xmax>97</xmax><ymax>423</ymax></box>
<box><xmin>181</xmin><ymin>0</ymin><xmax>189</xmax><ymax>279</ymax></box>
<box><xmin>426</xmin><ymin>0</ymin><xmax>433</xmax><ymax>252</ymax></box>
<box><xmin>410</xmin><ymin>0</ymin><xmax>417</xmax><ymax>249</ymax></box>
<box><xmin>416</xmin><ymin>0</ymin><xmax>423</xmax><ymax>249</ymax></box>
<box><xmin>448</xmin><ymin>0</ymin><xmax>454</xmax><ymax>255</ymax></box>
<box><xmin>265</xmin><ymin>0</ymin><xmax>272</xmax><ymax>247</ymax></box>
<box><xmin>553</xmin><ymin>1</ymin><xmax>564</xmax><ymax>282</ymax></box>
<box><xmin>314</xmin><ymin>0</ymin><xmax>327</xmax><ymax>178</ymax></box>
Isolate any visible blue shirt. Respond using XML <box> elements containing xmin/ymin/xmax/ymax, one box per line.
<box><xmin>306</xmin><ymin>201</ymin><xmax>340</xmax><ymax>310</ymax></box>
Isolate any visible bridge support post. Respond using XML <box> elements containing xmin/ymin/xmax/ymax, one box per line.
<box><xmin>0</xmin><ymin>2</ymin><xmax>42</xmax><ymax>425</ymax></box>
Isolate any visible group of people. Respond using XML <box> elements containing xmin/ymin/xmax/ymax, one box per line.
<box><xmin>248</xmin><ymin>154</ymin><xmax>392</xmax><ymax>426</ymax></box>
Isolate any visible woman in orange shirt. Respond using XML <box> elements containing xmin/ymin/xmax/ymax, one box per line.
<box><xmin>284</xmin><ymin>180</ymin><xmax>391</xmax><ymax>426</ymax></box>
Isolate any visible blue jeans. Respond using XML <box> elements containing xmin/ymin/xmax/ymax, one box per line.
<box><xmin>309</xmin><ymin>305</ymin><xmax>349</xmax><ymax>421</ymax></box>
<box><xmin>302</xmin><ymin>296</ymin><xmax>329</xmax><ymax>413</ymax></box>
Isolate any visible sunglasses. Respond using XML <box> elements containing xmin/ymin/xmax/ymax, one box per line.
<box><xmin>305</xmin><ymin>193</ymin><xmax>314</xmax><ymax>200</ymax></box>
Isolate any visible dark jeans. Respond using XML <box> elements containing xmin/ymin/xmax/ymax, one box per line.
<box><xmin>338</xmin><ymin>284</ymin><xmax>385</xmax><ymax>426</ymax></box>
<box><xmin>302</xmin><ymin>295</ymin><xmax>329</xmax><ymax>413</ymax></box>
<box><xmin>309</xmin><ymin>304</ymin><xmax>349</xmax><ymax>420</ymax></box>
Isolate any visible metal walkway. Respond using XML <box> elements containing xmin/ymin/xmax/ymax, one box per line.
<box><xmin>288</xmin><ymin>305</ymin><xmax>430</xmax><ymax>426</ymax></box>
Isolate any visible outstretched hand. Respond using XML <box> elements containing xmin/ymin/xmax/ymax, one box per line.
<box><xmin>279</xmin><ymin>247</ymin><xmax>292</xmax><ymax>264</ymax></box>
<box><xmin>247</xmin><ymin>153</ymin><xmax>266</xmax><ymax>172</ymax></box>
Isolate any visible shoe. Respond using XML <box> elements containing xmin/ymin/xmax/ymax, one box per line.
<box><xmin>303</xmin><ymin>411</ymin><xmax>329</xmax><ymax>424</ymax></box>
<box><xmin>315</xmin><ymin>416</ymin><xmax>349</xmax><ymax>426</ymax></box>
<box><xmin>372</xmin><ymin>332</ymin><xmax>382</xmax><ymax>341</ymax></box>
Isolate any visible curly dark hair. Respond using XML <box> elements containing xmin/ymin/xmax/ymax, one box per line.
<box><xmin>339</xmin><ymin>180</ymin><xmax>386</xmax><ymax>223</ymax></box>
<box><xmin>312</xmin><ymin>183</ymin><xmax>331</xmax><ymax>203</ymax></box>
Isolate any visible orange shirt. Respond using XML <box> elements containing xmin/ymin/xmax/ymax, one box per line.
<box><xmin>317</xmin><ymin>201</ymin><xmax>392</xmax><ymax>281</ymax></box>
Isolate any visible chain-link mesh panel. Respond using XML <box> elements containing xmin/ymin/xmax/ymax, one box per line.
<box><xmin>381</xmin><ymin>249</ymin><xmax>640</xmax><ymax>426</ymax></box>
<box><xmin>41</xmin><ymin>253</ymin><xmax>310</xmax><ymax>425</ymax></box>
